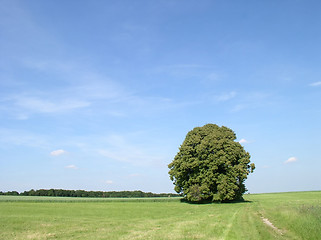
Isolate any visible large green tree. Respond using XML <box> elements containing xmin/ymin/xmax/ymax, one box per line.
<box><xmin>168</xmin><ymin>124</ymin><xmax>255</xmax><ymax>202</ymax></box>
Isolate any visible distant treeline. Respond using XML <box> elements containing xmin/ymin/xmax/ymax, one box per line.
<box><xmin>0</xmin><ymin>189</ymin><xmax>181</xmax><ymax>198</ymax></box>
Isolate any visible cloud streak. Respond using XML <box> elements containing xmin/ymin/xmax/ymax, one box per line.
<box><xmin>284</xmin><ymin>157</ymin><xmax>298</xmax><ymax>164</ymax></box>
<box><xmin>0</xmin><ymin>128</ymin><xmax>48</xmax><ymax>148</ymax></box>
<box><xmin>230</xmin><ymin>91</ymin><xmax>275</xmax><ymax>113</ymax></box>
<box><xmin>65</xmin><ymin>164</ymin><xmax>78</xmax><ymax>169</ymax></box>
<box><xmin>98</xmin><ymin>134</ymin><xmax>166</xmax><ymax>167</ymax></box>
<box><xmin>309</xmin><ymin>81</ymin><xmax>321</xmax><ymax>87</ymax></box>
<box><xmin>216</xmin><ymin>91</ymin><xmax>236</xmax><ymax>102</ymax></box>
<box><xmin>1</xmin><ymin>57</ymin><xmax>195</xmax><ymax>121</ymax></box>
<box><xmin>50</xmin><ymin>149</ymin><xmax>67</xmax><ymax>156</ymax></box>
<box><xmin>238</xmin><ymin>139</ymin><xmax>249</xmax><ymax>144</ymax></box>
<box><xmin>14</xmin><ymin>96</ymin><xmax>90</xmax><ymax>114</ymax></box>
<box><xmin>105</xmin><ymin>180</ymin><xmax>113</xmax><ymax>184</ymax></box>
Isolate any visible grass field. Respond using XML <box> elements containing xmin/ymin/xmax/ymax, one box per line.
<box><xmin>0</xmin><ymin>191</ymin><xmax>320</xmax><ymax>239</ymax></box>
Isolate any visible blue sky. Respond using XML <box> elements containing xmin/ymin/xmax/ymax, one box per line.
<box><xmin>1</xmin><ymin>0</ymin><xmax>320</xmax><ymax>194</ymax></box>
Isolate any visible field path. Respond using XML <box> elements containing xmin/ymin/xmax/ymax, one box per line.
<box><xmin>220</xmin><ymin>209</ymin><xmax>240</xmax><ymax>240</ymax></box>
<box><xmin>261</xmin><ymin>215</ymin><xmax>284</xmax><ymax>235</ymax></box>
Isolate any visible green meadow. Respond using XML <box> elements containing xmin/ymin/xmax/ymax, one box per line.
<box><xmin>0</xmin><ymin>191</ymin><xmax>320</xmax><ymax>240</ymax></box>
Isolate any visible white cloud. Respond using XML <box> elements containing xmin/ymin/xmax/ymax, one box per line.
<box><xmin>2</xmin><ymin>53</ymin><xmax>201</xmax><ymax>121</ymax></box>
<box><xmin>230</xmin><ymin>91</ymin><xmax>274</xmax><ymax>113</ymax></box>
<box><xmin>309</xmin><ymin>81</ymin><xmax>321</xmax><ymax>87</ymax></box>
<box><xmin>285</xmin><ymin>157</ymin><xmax>298</xmax><ymax>164</ymax></box>
<box><xmin>206</xmin><ymin>73</ymin><xmax>220</xmax><ymax>82</ymax></box>
<box><xmin>239</xmin><ymin>138</ymin><xmax>249</xmax><ymax>144</ymax></box>
<box><xmin>231</xmin><ymin>104</ymin><xmax>246</xmax><ymax>112</ymax></box>
<box><xmin>105</xmin><ymin>180</ymin><xmax>113</xmax><ymax>184</ymax></box>
<box><xmin>0</xmin><ymin>128</ymin><xmax>48</xmax><ymax>148</ymax></box>
<box><xmin>98</xmin><ymin>135</ymin><xmax>165</xmax><ymax>166</ymax></box>
<box><xmin>65</xmin><ymin>164</ymin><xmax>77</xmax><ymax>169</ymax></box>
<box><xmin>99</xmin><ymin>148</ymin><xmax>163</xmax><ymax>166</ymax></box>
<box><xmin>129</xmin><ymin>173</ymin><xmax>141</xmax><ymax>177</ymax></box>
<box><xmin>50</xmin><ymin>149</ymin><xmax>67</xmax><ymax>156</ymax></box>
<box><xmin>3</xmin><ymin>67</ymin><xmax>186</xmax><ymax>120</ymax></box>
<box><xmin>216</xmin><ymin>91</ymin><xmax>236</xmax><ymax>102</ymax></box>
<box><xmin>14</xmin><ymin>96</ymin><xmax>91</xmax><ymax>114</ymax></box>
<box><xmin>153</xmin><ymin>64</ymin><xmax>217</xmax><ymax>82</ymax></box>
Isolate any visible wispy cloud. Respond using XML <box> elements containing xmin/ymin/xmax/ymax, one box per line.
<box><xmin>309</xmin><ymin>81</ymin><xmax>321</xmax><ymax>87</ymax></box>
<box><xmin>22</xmin><ymin>59</ymin><xmax>76</xmax><ymax>74</ymax></box>
<box><xmin>285</xmin><ymin>157</ymin><xmax>298</xmax><ymax>164</ymax></box>
<box><xmin>105</xmin><ymin>180</ymin><xmax>113</xmax><ymax>184</ymax></box>
<box><xmin>98</xmin><ymin>135</ymin><xmax>165</xmax><ymax>166</ymax></box>
<box><xmin>65</xmin><ymin>164</ymin><xmax>78</xmax><ymax>169</ymax></box>
<box><xmin>128</xmin><ymin>173</ymin><xmax>141</xmax><ymax>177</ymax></box>
<box><xmin>238</xmin><ymin>138</ymin><xmax>249</xmax><ymax>144</ymax></box>
<box><xmin>153</xmin><ymin>64</ymin><xmax>217</xmax><ymax>81</ymax></box>
<box><xmin>50</xmin><ymin>149</ymin><xmax>67</xmax><ymax>156</ymax></box>
<box><xmin>0</xmin><ymin>128</ymin><xmax>48</xmax><ymax>148</ymax></box>
<box><xmin>230</xmin><ymin>92</ymin><xmax>274</xmax><ymax>112</ymax></box>
<box><xmin>216</xmin><ymin>91</ymin><xmax>236</xmax><ymax>102</ymax></box>
<box><xmin>1</xmin><ymin>57</ymin><xmax>196</xmax><ymax>120</ymax></box>
<box><xmin>156</xmin><ymin>64</ymin><xmax>212</xmax><ymax>71</ymax></box>
<box><xmin>99</xmin><ymin>148</ymin><xmax>164</xmax><ymax>166</ymax></box>
<box><xmin>14</xmin><ymin>96</ymin><xmax>90</xmax><ymax>114</ymax></box>
<box><xmin>0</xmin><ymin>2</ymin><xmax>140</xmax><ymax>120</ymax></box>
<box><xmin>231</xmin><ymin>104</ymin><xmax>246</xmax><ymax>112</ymax></box>
<box><xmin>1</xmin><ymin>72</ymin><xmax>131</xmax><ymax>120</ymax></box>
<box><xmin>206</xmin><ymin>73</ymin><xmax>220</xmax><ymax>82</ymax></box>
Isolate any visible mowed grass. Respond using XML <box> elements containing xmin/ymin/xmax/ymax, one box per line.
<box><xmin>0</xmin><ymin>191</ymin><xmax>320</xmax><ymax>240</ymax></box>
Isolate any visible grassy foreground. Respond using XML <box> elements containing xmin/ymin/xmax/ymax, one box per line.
<box><xmin>0</xmin><ymin>191</ymin><xmax>320</xmax><ymax>239</ymax></box>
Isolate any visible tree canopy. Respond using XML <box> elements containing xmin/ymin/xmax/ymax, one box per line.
<box><xmin>168</xmin><ymin>124</ymin><xmax>255</xmax><ymax>203</ymax></box>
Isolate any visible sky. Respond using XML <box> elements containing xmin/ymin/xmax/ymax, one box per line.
<box><xmin>1</xmin><ymin>0</ymin><xmax>320</xmax><ymax>194</ymax></box>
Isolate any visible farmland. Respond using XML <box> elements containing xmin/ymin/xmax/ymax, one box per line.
<box><xmin>0</xmin><ymin>191</ymin><xmax>320</xmax><ymax>239</ymax></box>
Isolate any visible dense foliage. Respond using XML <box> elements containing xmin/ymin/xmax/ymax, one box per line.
<box><xmin>168</xmin><ymin>124</ymin><xmax>255</xmax><ymax>202</ymax></box>
<box><xmin>0</xmin><ymin>189</ymin><xmax>180</xmax><ymax>198</ymax></box>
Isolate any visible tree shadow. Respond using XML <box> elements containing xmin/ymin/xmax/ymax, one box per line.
<box><xmin>219</xmin><ymin>199</ymin><xmax>253</xmax><ymax>204</ymax></box>
<box><xmin>180</xmin><ymin>198</ymin><xmax>253</xmax><ymax>205</ymax></box>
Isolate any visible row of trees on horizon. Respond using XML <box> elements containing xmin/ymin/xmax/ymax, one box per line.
<box><xmin>0</xmin><ymin>189</ymin><xmax>181</xmax><ymax>198</ymax></box>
